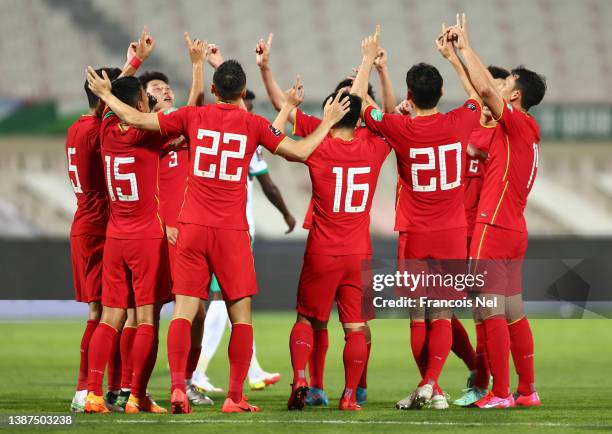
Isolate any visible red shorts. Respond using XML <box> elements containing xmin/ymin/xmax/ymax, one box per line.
<box><xmin>469</xmin><ymin>223</ymin><xmax>528</xmax><ymax>296</ymax></box>
<box><xmin>168</xmin><ymin>241</ymin><xmax>176</xmax><ymax>279</ymax></box>
<box><xmin>102</xmin><ymin>237</ymin><xmax>172</xmax><ymax>308</ymax></box>
<box><xmin>464</xmin><ymin>176</ymin><xmax>483</xmax><ymax>237</ymax></box>
<box><xmin>172</xmin><ymin>223</ymin><xmax>257</xmax><ymax>301</ymax></box>
<box><xmin>398</xmin><ymin>227</ymin><xmax>467</xmax><ymax>260</ymax></box>
<box><xmin>70</xmin><ymin>234</ymin><xmax>105</xmax><ymax>303</ymax></box>
<box><xmin>296</xmin><ymin>254</ymin><xmax>372</xmax><ymax>323</ymax></box>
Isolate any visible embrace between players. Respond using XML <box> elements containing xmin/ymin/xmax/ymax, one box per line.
<box><xmin>69</xmin><ymin>12</ymin><xmax>546</xmax><ymax>414</ymax></box>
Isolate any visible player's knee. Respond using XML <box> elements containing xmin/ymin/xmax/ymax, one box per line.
<box><xmin>342</xmin><ymin>322</ymin><xmax>367</xmax><ymax>334</ymax></box>
<box><xmin>88</xmin><ymin>301</ymin><xmax>102</xmax><ymax>321</ymax></box>
<box><xmin>100</xmin><ymin>307</ymin><xmax>126</xmax><ymax>330</ymax></box>
<box><xmin>173</xmin><ymin>294</ymin><xmax>202</xmax><ymax>320</ymax></box>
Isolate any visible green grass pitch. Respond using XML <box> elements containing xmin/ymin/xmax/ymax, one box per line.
<box><xmin>1</xmin><ymin>313</ymin><xmax>611</xmax><ymax>433</ymax></box>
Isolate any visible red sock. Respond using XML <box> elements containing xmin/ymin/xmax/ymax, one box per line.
<box><xmin>130</xmin><ymin>324</ymin><xmax>156</xmax><ymax>399</ymax></box>
<box><xmin>167</xmin><ymin>318</ymin><xmax>191</xmax><ymax>393</ymax></box>
<box><xmin>106</xmin><ymin>330</ymin><xmax>122</xmax><ymax>392</ymax></box>
<box><xmin>185</xmin><ymin>345</ymin><xmax>201</xmax><ymax>381</ymax></box>
<box><xmin>410</xmin><ymin>321</ymin><xmax>427</xmax><ymax>378</ymax></box>
<box><xmin>451</xmin><ymin>316</ymin><xmax>476</xmax><ymax>371</ymax></box>
<box><xmin>87</xmin><ymin>322</ymin><xmax>117</xmax><ymax>395</ymax></box>
<box><xmin>483</xmin><ymin>316</ymin><xmax>510</xmax><ymax>397</ymax></box>
<box><xmin>342</xmin><ymin>331</ymin><xmax>367</xmax><ymax>401</ymax></box>
<box><xmin>358</xmin><ymin>341</ymin><xmax>371</xmax><ymax>389</ymax></box>
<box><xmin>474</xmin><ymin>322</ymin><xmax>490</xmax><ymax>390</ymax></box>
<box><xmin>508</xmin><ymin>317</ymin><xmax>535</xmax><ymax>395</ymax></box>
<box><xmin>421</xmin><ymin>319</ymin><xmax>452</xmax><ymax>386</ymax></box>
<box><xmin>228</xmin><ymin>323</ymin><xmax>253</xmax><ymax>403</ymax></box>
<box><xmin>120</xmin><ymin>326</ymin><xmax>136</xmax><ymax>389</ymax></box>
<box><xmin>308</xmin><ymin>328</ymin><xmax>328</xmax><ymax>389</ymax></box>
<box><xmin>290</xmin><ymin>322</ymin><xmax>313</xmax><ymax>385</ymax></box>
<box><xmin>141</xmin><ymin>329</ymin><xmax>159</xmax><ymax>393</ymax></box>
<box><xmin>77</xmin><ymin>319</ymin><xmax>98</xmax><ymax>390</ymax></box>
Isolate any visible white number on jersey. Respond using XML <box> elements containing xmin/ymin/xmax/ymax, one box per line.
<box><xmin>67</xmin><ymin>148</ymin><xmax>83</xmax><ymax>193</ymax></box>
<box><xmin>168</xmin><ymin>151</ymin><xmax>178</xmax><ymax>168</ymax></box>
<box><xmin>332</xmin><ymin>167</ymin><xmax>371</xmax><ymax>213</ymax></box>
<box><xmin>469</xmin><ymin>159</ymin><xmax>479</xmax><ymax>173</ymax></box>
<box><xmin>194</xmin><ymin>129</ymin><xmax>247</xmax><ymax>181</ymax></box>
<box><xmin>526</xmin><ymin>143</ymin><xmax>539</xmax><ymax>189</ymax></box>
<box><xmin>410</xmin><ymin>142</ymin><xmax>462</xmax><ymax>192</ymax></box>
<box><xmin>104</xmin><ymin>155</ymin><xmax>139</xmax><ymax>202</ymax></box>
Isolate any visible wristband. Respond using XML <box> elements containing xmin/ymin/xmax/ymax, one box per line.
<box><xmin>129</xmin><ymin>56</ymin><xmax>143</xmax><ymax>70</ymax></box>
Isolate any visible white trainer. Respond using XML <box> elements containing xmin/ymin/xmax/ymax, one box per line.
<box><xmin>191</xmin><ymin>370</ymin><xmax>223</xmax><ymax>393</ymax></box>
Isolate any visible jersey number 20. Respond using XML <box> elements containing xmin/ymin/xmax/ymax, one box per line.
<box><xmin>410</xmin><ymin>143</ymin><xmax>462</xmax><ymax>192</ymax></box>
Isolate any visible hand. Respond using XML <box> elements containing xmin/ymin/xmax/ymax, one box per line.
<box><xmin>467</xmin><ymin>144</ymin><xmax>488</xmax><ymax>160</ymax></box>
<box><xmin>166</xmin><ymin>226</ymin><xmax>179</xmax><ymax>245</ymax></box>
<box><xmin>284</xmin><ymin>214</ymin><xmax>296</xmax><ymax>234</ymax></box>
<box><xmin>449</xmin><ymin>13</ymin><xmax>470</xmax><ymax>50</ymax></box>
<box><xmin>361</xmin><ymin>25</ymin><xmax>380</xmax><ymax>61</ymax></box>
<box><xmin>284</xmin><ymin>75</ymin><xmax>304</xmax><ymax>107</ymax></box>
<box><xmin>134</xmin><ymin>25</ymin><xmax>156</xmax><ymax>60</ymax></box>
<box><xmin>395</xmin><ymin>99</ymin><xmax>415</xmax><ymax>116</ymax></box>
<box><xmin>126</xmin><ymin>42</ymin><xmax>138</xmax><ymax>62</ymax></box>
<box><xmin>436</xmin><ymin>23</ymin><xmax>456</xmax><ymax>60</ymax></box>
<box><xmin>184</xmin><ymin>32</ymin><xmax>207</xmax><ymax>64</ymax></box>
<box><xmin>207</xmin><ymin>43</ymin><xmax>224</xmax><ymax>69</ymax></box>
<box><xmin>86</xmin><ymin>66</ymin><xmax>112</xmax><ymax>98</ymax></box>
<box><xmin>255</xmin><ymin>32</ymin><xmax>273</xmax><ymax>68</ymax></box>
<box><xmin>374</xmin><ymin>48</ymin><xmax>388</xmax><ymax>70</ymax></box>
<box><xmin>323</xmin><ymin>91</ymin><xmax>351</xmax><ymax>125</ymax></box>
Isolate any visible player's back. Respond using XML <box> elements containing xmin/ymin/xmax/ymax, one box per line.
<box><xmin>65</xmin><ymin>115</ymin><xmax>109</xmax><ymax>236</ymax></box>
<box><xmin>478</xmin><ymin>104</ymin><xmax>540</xmax><ymax>232</ymax></box>
<box><xmin>157</xmin><ymin>103</ymin><xmax>286</xmax><ymax>230</ymax></box>
<box><xmin>305</xmin><ymin>132</ymin><xmax>390</xmax><ymax>255</ymax></box>
<box><xmin>100</xmin><ymin>112</ymin><xmax>169</xmax><ymax>239</ymax></box>
<box><xmin>363</xmin><ymin>101</ymin><xmax>480</xmax><ymax>233</ymax></box>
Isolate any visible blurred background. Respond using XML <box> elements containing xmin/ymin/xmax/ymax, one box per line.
<box><xmin>0</xmin><ymin>0</ymin><xmax>611</xmax><ymax>311</ymax></box>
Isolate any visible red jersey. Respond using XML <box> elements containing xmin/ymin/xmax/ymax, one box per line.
<box><xmin>159</xmin><ymin>141</ymin><xmax>189</xmax><ymax>228</ymax></box>
<box><xmin>293</xmin><ymin>108</ymin><xmax>376</xmax><ymax>230</ymax></box>
<box><xmin>363</xmin><ymin>100</ymin><xmax>481</xmax><ymax>232</ymax></box>
<box><xmin>100</xmin><ymin>111</ymin><xmax>174</xmax><ymax>239</ymax></box>
<box><xmin>156</xmin><ymin>103</ymin><xmax>286</xmax><ymax>230</ymax></box>
<box><xmin>476</xmin><ymin>101</ymin><xmax>540</xmax><ymax>233</ymax></box>
<box><xmin>465</xmin><ymin>124</ymin><xmax>496</xmax><ymax>179</ymax></box>
<box><xmin>66</xmin><ymin>115</ymin><xmax>109</xmax><ymax>236</ymax></box>
<box><xmin>304</xmin><ymin>131</ymin><xmax>390</xmax><ymax>255</ymax></box>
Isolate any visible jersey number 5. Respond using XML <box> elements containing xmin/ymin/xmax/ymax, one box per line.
<box><xmin>410</xmin><ymin>143</ymin><xmax>462</xmax><ymax>192</ymax></box>
<box><xmin>332</xmin><ymin>167</ymin><xmax>371</xmax><ymax>213</ymax></box>
<box><xmin>194</xmin><ymin>129</ymin><xmax>247</xmax><ymax>181</ymax></box>
<box><xmin>67</xmin><ymin>147</ymin><xmax>83</xmax><ymax>193</ymax></box>
<box><xmin>104</xmin><ymin>156</ymin><xmax>139</xmax><ymax>202</ymax></box>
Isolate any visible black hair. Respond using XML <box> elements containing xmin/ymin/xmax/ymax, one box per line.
<box><xmin>510</xmin><ymin>66</ymin><xmax>546</xmax><ymax>111</ymax></box>
<box><xmin>245</xmin><ymin>89</ymin><xmax>256</xmax><ymax>100</ymax></box>
<box><xmin>405</xmin><ymin>63</ymin><xmax>443</xmax><ymax>109</ymax></box>
<box><xmin>488</xmin><ymin>65</ymin><xmax>510</xmax><ymax>80</ymax></box>
<box><xmin>213</xmin><ymin>60</ymin><xmax>246</xmax><ymax>101</ymax></box>
<box><xmin>110</xmin><ymin>76</ymin><xmax>144</xmax><ymax>108</ymax></box>
<box><xmin>85</xmin><ymin>67</ymin><xmax>121</xmax><ymax>108</ymax></box>
<box><xmin>139</xmin><ymin>71</ymin><xmax>169</xmax><ymax>90</ymax></box>
<box><xmin>321</xmin><ymin>91</ymin><xmax>362</xmax><ymax>129</ymax></box>
<box><xmin>335</xmin><ymin>78</ymin><xmax>375</xmax><ymax>100</ymax></box>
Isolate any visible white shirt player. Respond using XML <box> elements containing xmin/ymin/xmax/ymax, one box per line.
<box><xmin>246</xmin><ymin>146</ymin><xmax>269</xmax><ymax>238</ymax></box>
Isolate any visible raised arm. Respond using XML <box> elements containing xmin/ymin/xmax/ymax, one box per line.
<box><xmin>272</xmin><ymin>76</ymin><xmax>303</xmax><ymax>132</ymax></box>
<box><xmin>374</xmin><ymin>48</ymin><xmax>397</xmax><ymax>113</ymax></box>
<box><xmin>436</xmin><ymin>24</ymin><xmax>481</xmax><ymax>105</ymax></box>
<box><xmin>119</xmin><ymin>26</ymin><xmax>156</xmax><ymax>78</ymax></box>
<box><xmin>87</xmin><ymin>67</ymin><xmax>160</xmax><ymax>130</ymax></box>
<box><xmin>351</xmin><ymin>25</ymin><xmax>380</xmax><ymax>114</ymax></box>
<box><xmin>452</xmin><ymin>14</ymin><xmax>503</xmax><ymax>118</ymax></box>
<box><xmin>184</xmin><ymin>32</ymin><xmax>206</xmax><ymax>106</ymax></box>
<box><xmin>274</xmin><ymin>92</ymin><xmax>350</xmax><ymax>162</ymax></box>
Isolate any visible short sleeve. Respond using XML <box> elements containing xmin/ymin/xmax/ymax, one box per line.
<box><xmin>253</xmin><ymin>114</ymin><xmax>286</xmax><ymax>153</ymax></box>
<box><xmin>248</xmin><ymin>147</ymin><xmax>269</xmax><ymax>177</ymax></box>
<box><xmin>363</xmin><ymin>105</ymin><xmax>405</xmax><ymax>137</ymax></box>
<box><xmin>293</xmin><ymin>109</ymin><xmax>321</xmax><ymax>137</ymax></box>
<box><xmin>448</xmin><ymin>99</ymin><xmax>482</xmax><ymax>135</ymax></box>
<box><xmin>157</xmin><ymin>106</ymin><xmax>193</xmax><ymax>136</ymax></box>
<box><xmin>494</xmin><ymin>99</ymin><xmax>524</xmax><ymax>135</ymax></box>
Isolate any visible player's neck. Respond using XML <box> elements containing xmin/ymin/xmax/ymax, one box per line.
<box><xmin>330</xmin><ymin>128</ymin><xmax>354</xmax><ymax>141</ymax></box>
<box><xmin>413</xmin><ymin>106</ymin><xmax>438</xmax><ymax>117</ymax></box>
<box><xmin>510</xmin><ymin>100</ymin><xmax>528</xmax><ymax>114</ymax></box>
<box><xmin>215</xmin><ymin>96</ymin><xmax>241</xmax><ymax>107</ymax></box>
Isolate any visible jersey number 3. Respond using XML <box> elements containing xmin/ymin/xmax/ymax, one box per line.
<box><xmin>194</xmin><ymin>129</ymin><xmax>247</xmax><ymax>181</ymax></box>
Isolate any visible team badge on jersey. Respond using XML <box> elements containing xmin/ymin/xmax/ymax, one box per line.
<box><xmin>268</xmin><ymin>124</ymin><xmax>282</xmax><ymax>137</ymax></box>
<box><xmin>466</xmin><ymin>102</ymin><xmax>477</xmax><ymax>111</ymax></box>
<box><xmin>370</xmin><ymin>109</ymin><xmax>384</xmax><ymax>121</ymax></box>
